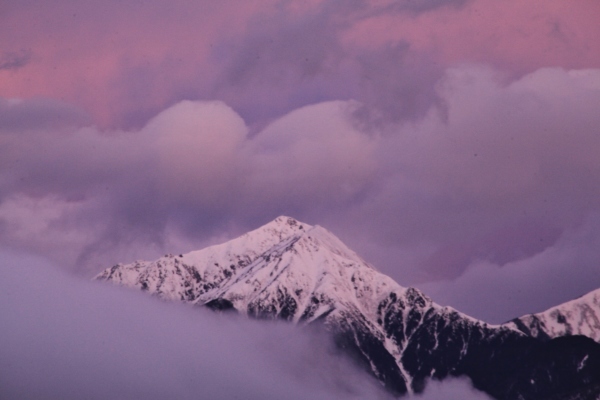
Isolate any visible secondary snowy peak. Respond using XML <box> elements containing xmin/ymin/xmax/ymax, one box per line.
<box><xmin>505</xmin><ymin>288</ymin><xmax>600</xmax><ymax>342</ymax></box>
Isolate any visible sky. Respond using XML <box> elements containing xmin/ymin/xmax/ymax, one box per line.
<box><xmin>1</xmin><ymin>0</ymin><xmax>600</xmax><ymax>371</ymax></box>
<box><xmin>1</xmin><ymin>0</ymin><xmax>600</xmax><ymax>398</ymax></box>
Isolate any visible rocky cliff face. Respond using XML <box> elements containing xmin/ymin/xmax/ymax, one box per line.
<box><xmin>96</xmin><ymin>216</ymin><xmax>600</xmax><ymax>399</ymax></box>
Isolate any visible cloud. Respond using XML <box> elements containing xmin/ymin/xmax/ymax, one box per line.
<box><xmin>0</xmin><ymin>49</ymin><xmax>31</xmax><ymax>70</ymax></box>
<box><xmin>0</xmin><ymin>97</ymin><xmax>89</xmax><ymax>131</ymax></box>
<box><xmin>415</xmin><ymin>377</ymin><xmax>493</xmax><ymax>400</ymax></box>
<box><xmin>0</xmin><ymin>99</ymin><xmax>252</xmax><ymax>271</ymax></box>
<box><xmin>0</xmin><ymin>98</ymin><xmax>380</xmax><ymax>273</ymax></box>
<box><xmin>336</xmin><ymin>66</ymin><xmax>600</xmax><ymax>282</ymax></box>
<box><xmin>211</xmin><ymin>1</ymin><xmax>445</xmax><ymax>129</ymax></box>
<box><xmin>244</xmin><ymin>100</ymin><xmax>377</xmax><ymax>214</ymax></box>
<box><xmin>0</xmin><ymin>251</ymin><xmax>392</xmax><ymax>400</ymax></box>
<box><xmin>420</xmin><ymin>213</ymin><xmax>600</xmax><ymax>323</ymax></box>
<box><xmin>3</xmin><ymin>0</ymin><xmax>597</xmax><ymax>130</ymax></box>
<box><xmin>146</xmin><ymin>100</ymin><xmax>248</xmax><ymax>205</ymax></box>
<box><xmin>0</xmin><ymin>0</ymin><xmax>266</xmax><ymax>128</ymax></box>
<box><xmin>381</xmin><ymin>0</ymin><xmax>469</xmax><ymax>14</ymax></box>
<box><xmin>1</xmin><ymin>65</ymin><xmax>600</xmax><ymax>324</ymax></box>
<box><xmin>1</xmin><ymin>0</ymin><xmax>454</xmax><ymax>129</ymax></box>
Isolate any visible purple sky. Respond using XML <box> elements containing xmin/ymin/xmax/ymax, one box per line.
<box><xmin>1</xmin><ymin>0</ymin><xmax>600</xmax><ymax>325</ymax></box>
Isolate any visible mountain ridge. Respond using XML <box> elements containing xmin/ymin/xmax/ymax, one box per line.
<box><xmin>505</xmin><ymin>288</ymin><xmax>600</xmax><ymax>342</ymax></box>
<box><xmin>95</xmin><ymin>216</ymin><xmax>600</xmax><ymax>399</ymax></box>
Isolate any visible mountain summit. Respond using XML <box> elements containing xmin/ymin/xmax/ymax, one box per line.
<box><xmin>96</xmin><ymin>216</ymin><xmax>600</xmax><ymax>399</ymax></box>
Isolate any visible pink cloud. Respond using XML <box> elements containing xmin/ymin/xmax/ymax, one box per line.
<box><xmin>345</xmin><ymin>0</ymin><xmax>600</xmax><ymax>73</ymax></box>
<box><xmin>2</xmin><ymin>0</ymin><xmax>598</xmax><ymax>129</ymax></box>
<box><xmin>0</xmin><ymin>1</ymin><xmax>273</xmax><ymax>127</ymax></box>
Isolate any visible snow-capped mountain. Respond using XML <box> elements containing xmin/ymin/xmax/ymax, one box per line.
<box><xmin>96</xmin><ymin>216</ymin><xmax>600</xmax><ymax>399</ymax></box>
<box><xmin>505</xmin><ymin>288</ymin><xmax>600</xmax><ymax>342</ymax></box>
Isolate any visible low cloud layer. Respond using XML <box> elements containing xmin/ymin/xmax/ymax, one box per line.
<box><xmin>0</xmin><ymin>49</ymin><xmax>31</xmax><ymax>71</ymax></box>
<box><xmin>415</xmin><ymin>378</ymin><xmax>492</xmax><ymax>400</ymax></box>
<box><xmin>0</xmin><ymin>251</ymin><xmax>502</xmax><ymax>399</ymax></box>
<box><xmin>0</xmin><ymin>251</ymin><xmax>392</xmax><ymax>400</ymax></box>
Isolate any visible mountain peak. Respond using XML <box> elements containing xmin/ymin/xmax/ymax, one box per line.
<box><xmin>265</xmin><ymin>215</ymin><xmax>307</xmax><ymax>230</ymax></box>
<box><xmin>270</xmin><ymin>215</ymin><xmax>306</xmax><ymax>228</ymax></box>
<box><xmin>247</xmin><ymin>215</ymin><xmax>310</xmax><ymax>242</ymax></box>
<box><xmin>94</xmin><ymin>217</ymin><xmax>600</xmax><ymax>399</ymax></box>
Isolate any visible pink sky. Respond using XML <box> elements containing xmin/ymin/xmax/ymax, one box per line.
<box><xmin>2</xmin><ymin>0</ymin><xmax>598</xmax><ymax>127</ymax></box>
<box><xmin>1</xmin><ymin>0</ymin><xmax>600</xmax><ymax>323</ymax></box>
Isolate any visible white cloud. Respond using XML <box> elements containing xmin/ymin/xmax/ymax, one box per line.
<box><xmin>420</xmin><ymin>213</ymin><xmax>600</xmax><ymax>323</ymax></box>
<box><xmin>415</xmin><ymin>377</ymin><xmax>493</xmax><ymax>400</ymax></box>
<box><xmin>146</xmin><ymin>100</ymin><xmax>248</xmax><ymax>203</ymax></box>
<box><xmin>246</xmin><ymin>100</ymin><xmax>377</xmax><ymax>208</ymax></box>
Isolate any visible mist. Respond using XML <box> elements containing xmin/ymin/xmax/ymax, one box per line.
<box><xmin>0</xmin><ymin>251</ymin><xmax>392</xmax><ymax>400</ymax></box>
<box><xmin>0</xmin><ymin>250</ymin><xmax>504</xmax><ymax>399</ymax></box>
<box><xmin>415</xmin><ymin>378</ymin><xmax>493</xmax><ymax>400</ymax></box>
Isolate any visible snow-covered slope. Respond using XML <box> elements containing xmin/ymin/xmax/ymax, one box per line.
<box><xmin>97</xmin><ymin>216</ymin><xmax>419</xmax><ymax>327</ymax></box>
<box><xmin>95</xmin><ymin>216</ymin><xmax>600</xmax><ymax>399</ymax></box>
<box><xmin>505</xmin><ymin>288</ymin><xmax>600</xmax><ymax>342</ymax></box>
<box><xmin>96</xmin><ymin>217</ymin><xmax>505</xmax><ymax>391</ymax></box>
<box><xmin>96</xmin><ymin>216</ymin><xmax>308</xmax><ymax>302</ymax></box>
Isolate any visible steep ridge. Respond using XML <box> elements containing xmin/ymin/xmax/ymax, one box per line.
<box><xmin>96</xmin><ymin>216</ymin><xmax>600</xmax><ymax>399</ymax></box>
<box><xmin>505</xmin><ymin>288</ymin><xmax>600</xmax><ymax>342</ymax></box>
